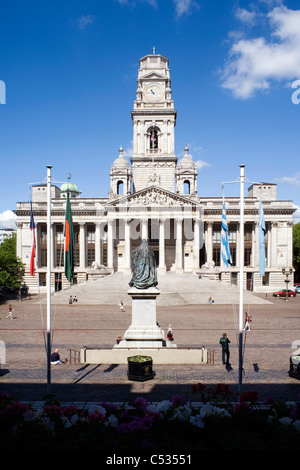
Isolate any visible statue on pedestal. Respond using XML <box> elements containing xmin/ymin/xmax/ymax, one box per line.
<box><xmin>129</xmin><ymin>239</ymin><xmax>158</xmax><ymax>289</ymax></box>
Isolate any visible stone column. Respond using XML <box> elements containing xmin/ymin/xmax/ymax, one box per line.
<box><xmin>252</xmin><ymin>223</ymin><xmax>256</xmax><ymax>267</ymax></box>
<box><xmin>35</xmin><ymin>223</ymin><xmax>39</xmax><ymax>269</ymax></box>
<box><xmin>107</xmin><ymin>220</ymin><xmax>114</xmax><ymax>269</ymax></box>
<box><xmin>124</xmin><ymin>219</ymin><xmax>131</xmax><ymax>272</ymax></box>
<box><xmin>271</xmin><ymin>222</ymin><xmax>277</xmax><ymax>267</ymax></box>
<box><xmin>141</xmin><ymin>218</ymin><xmax>148</xmax><ymax>240</ymax></box>
<box><xmin>206</xmin><ymin>222</ymin><xmax>213</xmax><ymax>266</ymax></box>
<box><xmin>176</xmin><ymin>218</ymin><xmax>183</xmax><ymax>271</ymax></box>
<box><xmin>193</xmin><ymin>218</ymin><xmax>200</xmax><ymax>270</ymax></box>
<box><xmin>158</xmin><ymin>218</ymin><xmax>166</xmax><ymax>272</ymax></box>
<box><xmin>95</xmin><ymin>222</ymin><xmax>102</xmax><ymax>266</ymax></box>
<box><xmin>79</xmin><ymin>223</ymin><xmax>86</xmax><ymax>268</ymax></box>
<box><xmin>254</xmin><ymin>222</ymin><xmax>259</xmax><ymax>268</ymax></box>
<box><xmin>267</xmin><ymin>223</ymin><xmax>271</xmax><ymax>268</ymax></box>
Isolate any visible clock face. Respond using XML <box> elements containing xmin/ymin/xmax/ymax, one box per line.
<box><xmin>145</xmin><ymin>84</ymin><xmax>163</xmax><ymax>102</ymax></box>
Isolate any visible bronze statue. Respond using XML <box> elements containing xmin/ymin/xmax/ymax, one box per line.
<box><xmin>129</xmin><ymin>239</ymin><xmax>158</xmax><ymax>289</ymax></box>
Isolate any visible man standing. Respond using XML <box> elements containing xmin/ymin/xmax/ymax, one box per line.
<box><xmin>220</xmin><ymin>333</ymin><xmax>230</xmax><ymax>365</ymax></box>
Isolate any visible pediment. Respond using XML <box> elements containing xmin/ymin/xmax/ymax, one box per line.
<box><xmin>107</xmin><ymin>185</ymin><xmax>200</xmax><ymax>208</ymax></box>
<box><xmin>142</xmin><ymin>72</ymin><xmax>165</xmax><ymax>81</ymax></box>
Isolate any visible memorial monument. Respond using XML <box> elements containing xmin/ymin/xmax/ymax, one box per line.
<box><xmin>115</xmin><ymin>239</ymin><xmax>168</xmax><ymax>348</ymax></box>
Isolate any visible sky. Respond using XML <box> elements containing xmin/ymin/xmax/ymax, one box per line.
<box><xmin>0</xmin><ymin>0</ymin><xmax>300</xmax><ymax>229</ymax></box>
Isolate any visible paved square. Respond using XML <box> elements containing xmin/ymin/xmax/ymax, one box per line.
<box><xmin>0</xmin><ymin>292</ymin><xmax>299</xmax><ymax>404</ymax></box>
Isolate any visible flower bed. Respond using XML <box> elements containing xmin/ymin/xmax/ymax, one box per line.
<box><xmin>0</xmin><ymin>384</ymin><xmax>300</xmax><ymax>450</ymax></box>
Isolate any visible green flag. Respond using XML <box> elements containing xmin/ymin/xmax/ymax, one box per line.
<box><xmin>64</xmin><ymin>193</ymin><xmax>75</xmax><ymax>282</ymax></box>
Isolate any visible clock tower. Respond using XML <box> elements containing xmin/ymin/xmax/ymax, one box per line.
<box><xmin>130</xmin><ymin>51</ymin><xmax>177</xmax><ymax>193</ymax></box>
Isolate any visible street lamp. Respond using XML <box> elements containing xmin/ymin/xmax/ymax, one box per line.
<box><xmin>282</xmin><ymin>268</ymin><xmax>293</xmax><ymax>302</ymax></box>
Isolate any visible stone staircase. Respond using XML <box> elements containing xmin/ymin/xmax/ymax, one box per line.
<box><xmin>38</xmin><ymin>271</ymin><xmax>271</xmax><ymax>306</ymax></box>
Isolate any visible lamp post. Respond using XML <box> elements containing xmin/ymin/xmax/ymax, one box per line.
<box><xmin>282</xmin><ymin>268</ymin><xmax>293</xmax><ymax>301</ymax></box>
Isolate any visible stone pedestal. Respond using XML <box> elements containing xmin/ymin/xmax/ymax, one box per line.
<box><xmin>114</xmin><ymin>287</ymin><xmax>166</xmax><ymax>348</ymax></box>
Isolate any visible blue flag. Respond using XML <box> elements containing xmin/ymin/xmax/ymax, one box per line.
<box><xmin>221</xmin><ymin>201</ymin><xmax>231</xmax><ymax>271</ymax></box>
<box><xmin>259</xmin><ymin>200</ymin><xmax>266</xmax><ymax>277</ymax></box>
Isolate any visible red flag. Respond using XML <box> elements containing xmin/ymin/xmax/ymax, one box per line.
<box><xmin>30</xmin><ymin>202</ymin><xmax>36</xmax><ymax>276</ymax></box>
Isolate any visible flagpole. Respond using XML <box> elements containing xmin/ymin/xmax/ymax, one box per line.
<box><xmin>238</xmin><ymin>164</ymin><xmax>245</xmax><ymax>395</ymax></box>
<box><xmin>46</xmin><ymin>165</ymin><xmax>52</xmax><ymax>394</ymax></box>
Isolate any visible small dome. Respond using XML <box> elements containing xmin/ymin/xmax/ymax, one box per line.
<box><xmin>61</xmin><ymin>182</ymin><xmax>79</xmax><ymax>193</ymax></box>
<box><xmin>177</xmin><ymin>146</ymin><xmax>196</xmax><ymax>170</ymax></box>
<box><xmin>112</xmin><ymin>147</ymin><xmax>131</xmax><ymax>169</ymax></box>
<box><xmin>60</xmin><ymin>174</ymin><xmax>81</xmax><ymax>197</ymax></box>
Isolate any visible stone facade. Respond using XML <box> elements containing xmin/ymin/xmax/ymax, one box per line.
<box><xmin>14</xmin><ymin>52</ymin><xmax>295</xmax><ymax>293</ymax></box>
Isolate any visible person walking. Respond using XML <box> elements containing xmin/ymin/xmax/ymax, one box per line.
<box><xmin>166</xmin><ymin>325</ymin><xmax>174</xmax><ymax>341</ymax></box>
<box><xmin>219</xmin><ymin>333</ymin><xmax>230</xmax><ymax>365</ymax></box>
<box><xmin>6</xmin><ymin>305</ymin><xmax>14</xmax><ymax>320</ymax></box>
<box><xmin>243</xmin><ymin>313</ymin><xmax>252</xmax><ymax>331</ymax></box>
<box><xmin>119</xmin><ymin>301</ymin><xmax>125</xmax><ymax>312</ymax></box>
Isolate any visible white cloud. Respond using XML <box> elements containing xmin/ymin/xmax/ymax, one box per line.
<box><xmin>276</xmin><ymin>172</ymin><xmax>300</xmax><ymax>185</ymax></box>
<box><xmin>76</xmin><ymin>15</ymin><xmax>96</xmax><ymax>30</ymax></box>
<box><xmin>234</xmin><ymin>7</ymin><xmax>258</xmax><ymax>25</ymax></box>
<box><xmin>0</xmin><ymin>210</ymin><xmax>16</xmax><ymax>229</ymax></box>
<box><xmin>173</xmin><ymin>0</ymin><xmax>199</xmax><ymax>17</ymax></box>
<box><xmin>115</xmin><ymin>0</ymin><xmax>158</xmax><ymax>8</ymax></box>
<box><xmin>180</xmin><ymin>144</ymin><xmax>209</xmax><ymax>171</ymax></box>
<box><xmin>195</xmin><ymin>159</ymin><xmax>210</xmax><ymax>170</ymax></box>
<box><xmin>221</xmin><ymin>6</ymin><xmax>300</xmax><ymax>99</ymax></box>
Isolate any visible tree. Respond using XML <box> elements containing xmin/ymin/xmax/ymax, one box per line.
<box><xmin>293</xmin><ymin>222</ymin><xmax>300</xmax><ymax>282</ymax></box>
<box><xmin>0</xmin><ymin>233</ymin><xmax>25</xmax><ymax>289</ymax></box>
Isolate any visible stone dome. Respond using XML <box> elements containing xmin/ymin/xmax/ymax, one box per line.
<box><xmin>112</xmin><ymin>147</ymin><xmax>131</xmax><ymax>169</ymax></box>
<box><xmin>177</xmin><ymin>146</ymin><xmax>196</xmax><ymax>170</ymax></box>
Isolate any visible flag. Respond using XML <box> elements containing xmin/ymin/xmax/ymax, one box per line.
<box><xmin>64</xmin><ymin>193</ymin><xmax>75</xmax><ymax>282</ymax></box>
<box><xmin>221</xmin><ymin>200</ymin><xmax>231</xmax><ymax>271</ymax></box>
<box><xmin>30</xmin><ymin>202</ymin><xmax>36</xmax><ymax>276</ymax></box>
<box><xmin>259</xmin><ymin>200</ymin><xmax>266</xmax><ymax>277</ymax></box>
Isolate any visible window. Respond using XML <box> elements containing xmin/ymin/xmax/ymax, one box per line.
<box><xmin>183</xmin><ymin>180</ymin><xmax>190</xmax><ymax>194</ymax></box>
<box><xmin>244</xmin><ymin>224</ymin><xmax>252</xmax><ymax>242</ymax></box>
<box><xmin>263</xmin><ymin>272</ymin><xmax>269</xmax><ymax>286</ymax></box>
<box><xmin>87</xmin><ymin>225</ymin><xmax>95</xmax><ymax>243</ymax></box>
<box><xmin>228</xmin><ymin>224</ymin><xmax>237</xmax><ymax>243</ymax></box>
<box><xmin>40</xmin><ymin>224</ymin><xmax>47</xmax><ymax>267</ymax></box>
<box><xmin>56</xmin><ymin>225</ymin><xmax>64</xmax><ymax>267</ymax></box>
<box><xmin>213</xmin><ymin>224</ymin><xmax>221</xmax><ymax>243</ymax></box>
<box><xmin>213</xmin><ymin>247</ymin><xmax>220</xmax><ymax>266</ymax></box>
<box><xmin>231</xmin><ymin>272</ymin><xmax>238</xmax><ymax>285</ymax></box>
<box><xmin>39</xmin><ymin>273</ymin><xmax>46</xmax><ymax>287</ymax></box>
<box><xmin>244</xmin><ymin>247</ymin><xmax>252</xmax><ymax>266</ymax></box>
<box><xmin>86</xmin><ymin>225</ymin><xmax>95</xmax><ymax>267</ymax></box>
<box><xmin>149</xmin><ymin>128</ymin><xmax>158</xmax><ymax>150</ymax></box>
<box><xmin>74</xmin><ymin>225</ymin><xmax>79</xmax><ymax>266</ymax></box>
<box><xmin>230</xmin><ymin>247</ymin><xmax>236</xmax><ymax>266</ymax></box>
<box><xmin>117</xmin><ymin>181</ymin><xmax>124</xmax><ymax>195</ymax></box>
<box><xmin>87</xmin><ymin>248</ymin><xmax>95</xmax><ymax>267</ymax></box>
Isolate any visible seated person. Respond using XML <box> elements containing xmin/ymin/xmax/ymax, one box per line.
<box><xmin>50</xmin><ymin>349</ymin><xmax>68</xmax><ymax>364</ymax></box>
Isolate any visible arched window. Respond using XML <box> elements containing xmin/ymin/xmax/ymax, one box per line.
<box><xmin>149</xmin><ymin>128</ymin><xmax>158</xmax><ymax>150</ymax></box>
<box><xmin>183</xmin><ymin>180</ymin><xmax>190</xmax><ymax>194</ymax></box>
<box><xmin>117</xmin><ymin>180</ymin><xmax>124</xmax><ymax>195</ymax></box>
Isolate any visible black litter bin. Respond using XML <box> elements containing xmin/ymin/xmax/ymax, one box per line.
<box><xmin>127</xmin><ymin>355</ymin><xmax>154</xmax><ymax>382</ymax></box>
<box><xmin>289</xmin><ymin>348</ymin><xmax>300</xmax><ymax>379</ymax></box>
